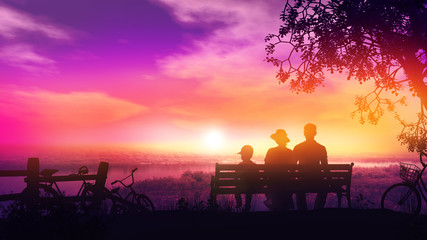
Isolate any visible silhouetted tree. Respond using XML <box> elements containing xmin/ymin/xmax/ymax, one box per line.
<box><xmin>266</xmin><ymin>0</ymin><xmax>427</xmax><ymax>151</ymax></box>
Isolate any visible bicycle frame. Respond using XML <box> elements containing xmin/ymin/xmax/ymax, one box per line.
<box><xmin>105</xmin><ymin>167</ymin><xmax>155</xmax><ymax>213</ymax></box>
<box><xmin>75</xmin><ymin>180</ymin><xmax>93</xmax><ymax>197</ymax></box>
<box><xmin>116</xmin><ymin>189</ymin><xmax>138</xmax><ymax>202</ymax></box>
<box><xmin>39</xmin><ymin>180</ymin><xmax>64</xmax><ymax>196</ymax></box>
<box><xmin>110</xmin><ymin>168</ymin><xmax>138</xmax><ymax>201</ymax></box>
<box><xmin>38</xmin><ymin>167</ymin><xmax>93</xmax><ymax>199</ymax></box>
<box><xmin>414</xmin><ymin>152</ymin><xmax>427</xmax><ymax>203</ymax></box>
<box><xmin>111</xmin><ymin>168</ymin><xmax>137</xmax><ymax>188</ymax></box>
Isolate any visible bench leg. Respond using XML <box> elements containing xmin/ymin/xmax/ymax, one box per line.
<box><xmin>210</xmin><ymin>176</ymin><xmax>218</xmax><ymax>210</ymax></box>
<box><xmin>346</xmin><ymin>194</ymin><xmax>351</xmax><ymax>208</ymax></box>
<box><xmin>337</xmin><ymin>192</ymin><xmax>342</xmax><ymax>208</ymax></box>
<box><xmin>209</xmin><ymin>193</ymin><xmax>218</xmax><ymax>210</ymax></box>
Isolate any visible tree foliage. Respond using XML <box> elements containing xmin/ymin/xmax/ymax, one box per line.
<box><xmin>266</xmin><ymin>0</ymin><xmax>427</xmax><ymax>151</ymax></box>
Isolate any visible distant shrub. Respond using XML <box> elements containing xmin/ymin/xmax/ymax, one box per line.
<box><xmin>133</xmin><ymin>170</ymin><xmax>212</xmax><ymax>210</ymax></box>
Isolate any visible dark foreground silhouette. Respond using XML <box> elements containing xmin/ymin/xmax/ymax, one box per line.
<box><xmin>1</xmin><ymin>208</ymin><xmax>426</xmax><ymax>240</ymax></box>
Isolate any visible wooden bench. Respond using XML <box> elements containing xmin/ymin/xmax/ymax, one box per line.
<box><xmin>210</xmin><ymin>163</ymin><xmax>354</xmax><ymax>209</ymax></box>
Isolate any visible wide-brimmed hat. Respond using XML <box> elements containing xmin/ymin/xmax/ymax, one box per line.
<box><xmin>270</xmin><ymin>129</ymin><xmax>290</xmax><ymax>143</ymax></box>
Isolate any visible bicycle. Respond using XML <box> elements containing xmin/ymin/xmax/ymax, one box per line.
<box><xmin>21</xmin><ymin>166</ymin><xmax>95</xmax><ymax>214</ymax></box>
<box><xmin>381</xmin><ymin>151</ymin><xmax>427</xmax><ymax>214</ymax></box>
<box><xmin>104</xmin><ymin>168</ymin><xmax>155</xmax><ymax>214</ymax></box>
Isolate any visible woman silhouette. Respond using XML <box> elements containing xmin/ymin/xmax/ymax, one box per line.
<box><xmin>264</xmin><ymin>129</ymin><xmax>295</xmax><ymax>211</ymax></box>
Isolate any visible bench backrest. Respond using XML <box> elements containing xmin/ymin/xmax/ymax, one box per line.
<box><xmin>211</xmin><ymin>163</ymin><xmax>354</xmax><ymax>194</ymax></box>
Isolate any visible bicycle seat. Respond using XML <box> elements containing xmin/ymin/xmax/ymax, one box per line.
<box><xmin>39</xmin><ymin>169</ymin><xmax>59</xmax><ymax>177</ymax></box>
<box><xmin>78</xmin><ymin>165</ymin><xmax>89</xmax><ymax>175</ymax></box>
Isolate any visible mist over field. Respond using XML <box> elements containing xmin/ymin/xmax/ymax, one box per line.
<box><xmin>134</xmin><ymin>165</ymin><xmax>425</xmax><ymax>213</ymax></box>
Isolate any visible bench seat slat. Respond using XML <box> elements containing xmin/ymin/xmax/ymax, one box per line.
<box><xmin>213</xmin><ymin>180</ymin><xmax>351</xmax><ymax>190</ymax></box>
<box><xmin>215</xmin><ymin>164</ymin><xmax>352</xmax><ymax>171</ymax></box>
<box><xmin>216</xmin><ymin>172</ymin><xmax>351</xmax><ymax>179</ymax></box>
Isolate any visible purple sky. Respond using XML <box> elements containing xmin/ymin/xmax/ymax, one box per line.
<box><xmin>0</xmin><ymin>0</ymin><xmax>419</xmax><ymax>156</ymax></box>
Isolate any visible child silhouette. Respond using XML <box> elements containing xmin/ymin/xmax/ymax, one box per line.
<box><xmin>235</xmin><ymin>145</ymin><xmax>256</xmax><ymax>212</ymax></box>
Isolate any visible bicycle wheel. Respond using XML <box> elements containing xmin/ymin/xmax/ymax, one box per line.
<box><xmin>110</xmin><ymin>199</ymin><xmax>129</xmax><ymax>215</ymax></box>
<box><xmin>134</xmin><ymin>194</ymin><xmax>155</xmax><ymax>212</ymax></box>
<box><xmin>77</xmin><ymin>185</ymin><xmax>95</xmax><ymax>213</ymax></box>
<box><xmin>105</xmin><ymin>189</ymin><xmax>129</xmax><ymax>215</ymax></box>
<box><xmin>80</xmin><ymin>186</ymin><xmax>112</xmax><ymax>214</ymax></box>
<box><xmin>22</xmin><ymin>184</ymin><xmax>60</xmax><ymax>215</ymax></box>
<box><xmin>381</xmin><ymin>183</ymin><xmax>421</xmax><ymax>214</ymax></box>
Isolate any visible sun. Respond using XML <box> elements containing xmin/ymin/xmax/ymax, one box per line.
<box><xmin>204</xmin><ymin>130</ymin><xmax>223</xmax><ymax>149</ymax></box>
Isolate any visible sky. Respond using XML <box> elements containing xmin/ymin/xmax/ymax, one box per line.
<box><xmin>0</xmin><ymin>0</ymin><xmax>421</xmax><ymax>157</ymax></box>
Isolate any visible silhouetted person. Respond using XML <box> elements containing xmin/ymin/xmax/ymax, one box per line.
<box><xmin>293</xmin><ymin>123</ymin><xmax>328</xmax><ymax>210</ymax></box>
<box><xmin>235</xmin><ymin>145</ymin><xmax>256</xmax><ymax>212</ymax></box>
<box><xmin>264</xmin><ymin>129</ymin><xmax>295</xmax><ymax>211</ymax></box>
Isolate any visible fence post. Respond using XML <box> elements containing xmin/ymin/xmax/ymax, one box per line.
<box><xmin>26</xmin><ymin>158</ymin><xmax>39</xmax><ymax>214</ymax></box>
<box><xmin>209</xmin><ymin>175</ymin><xmax>217</xmax><ymax>210</ymax></box>
<box><xmin>93</xmin><ymin>161</ymin><xmax>109</xmax><ymax>213</ymax></box>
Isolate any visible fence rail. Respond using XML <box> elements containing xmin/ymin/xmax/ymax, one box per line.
<box><xmin>0</xmin><ymin>170</ymin><xmax>28</xmax><ymax>177</ymax></box>
<box><xmin>0</xmin><ymin>157</ymin><xmax>109</xmax><ymax>212</ymax></box>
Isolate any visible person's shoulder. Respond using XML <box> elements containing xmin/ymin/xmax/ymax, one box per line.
<box><xmin>267</xmin><ymin>146</ymin><xmax>280</xmax><ymax>153</ymax></box>
<box><xmin>293</xmin><ymin>141</ymin><xmax>305</xmax><ymax>150</ymax></box>
<box><xmin>265</xmin><ymin>147</ymin><xmax>275</xmax><ymax>157</ymax></box>
<box><xmin>272</xmin><ymin>146</ymin><xmax>292</xmax><ymax>153</ymax></box>
<box><xmin>314</xmin><ymin>140</ymin><xmax>326</xmax><ymax>148</ymax></box>
<box><xmin>313</xmin><ymin>141</ymin><xmax>327</xmax><ymax>154</ymax></box>
<box><xmin>266</xmin><ymin>147</ymin><xmax>275</xmax><ymax>153</ymax></box>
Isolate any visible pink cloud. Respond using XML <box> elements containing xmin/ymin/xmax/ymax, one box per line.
<box><xmin>154</xmin><ymin>0</ymin><xmax>405</xmax><ymax>126</ymax></box>
<box><xmin>154</xmin><ymin>0</ymin><xmax>301</xmax><ymax>103</ymax></box>
<box><xmin>0</xmin><ymin>4</ymin><xmax>71</xmax><ymax>40</ymax></box>
<box><xmin>156</xmin><ymin>0</ymin><xmax>284</xmax><ymax>79</ymax></box>
<box><xmin>154</xmin><ymin>1</ymin><xmax>348</xmax><ymax>123</ymax></box>
<box><xmin>0</xmin><ymin>44</ymin><xmax>56</xmax><ymax>73</ymax></box>
<box><xmin>0</xmin><ymin>85</ymin><xmax>149</xmax><ymax>127</ymax></box>
<box><xmin>0</xmin><ymin>4</ymin><xmax>73</xmax><ymax>73</ymax></box>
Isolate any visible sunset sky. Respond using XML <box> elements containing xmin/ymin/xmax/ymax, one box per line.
<box><xmin>0</xmin><ymin>0</ymin><xmax>421</xmax><ymax>157</ymax></box>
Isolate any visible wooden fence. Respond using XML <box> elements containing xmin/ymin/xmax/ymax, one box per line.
<box><xmin>0</xmin><ymin>158</ymin><xmax>109</xmax><ymax>210</ymax></box>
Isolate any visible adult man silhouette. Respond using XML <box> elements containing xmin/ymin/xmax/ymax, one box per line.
<box><xmin>293</xmin><ymin>123</ymin><xmax>328</xmax><ymax>210</ymax></box>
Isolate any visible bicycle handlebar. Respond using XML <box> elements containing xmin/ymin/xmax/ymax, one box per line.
<box><xmin>111</xmin><ymin>168</ymin><xmax>137</xmax><ymax>187</ymax></box>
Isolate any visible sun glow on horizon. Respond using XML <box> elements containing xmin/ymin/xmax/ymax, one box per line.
<box><xmin>204</xmin><ymin>129</ymin><xmax>224</xmax><ymax>150</ymax></box>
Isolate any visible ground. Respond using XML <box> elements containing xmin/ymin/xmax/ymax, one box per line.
<box><xmin>1</xmin><ymin>209</ymin><xmax>426</xmax><ymax>240</ymax></box>
<box><xmin>107</xmin><ymin>209</ymin><xmax>427</xmax><ymax>240</ymax></box>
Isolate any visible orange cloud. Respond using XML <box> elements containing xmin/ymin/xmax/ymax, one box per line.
<box><xmin>0</xmin><ymin>85</ymin><xmax>148</xmax><ymax>126</ymax></box>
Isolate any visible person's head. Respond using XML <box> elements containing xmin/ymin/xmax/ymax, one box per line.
<box><xmin>304</xmin><ymin>123</ymin><xmax>317</xmax><ymax>140</ymax></box>
<box><xmin>270</xmin><ymin>129</ymin><xmax>290</xmax><ymax>146</ymax></box>
<box><xmin>238</xmin><ymin>145</ymin><xmax>253</xmax><ymax>161</ymax></box>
